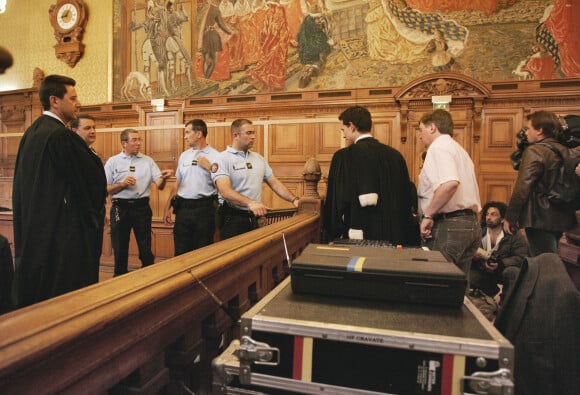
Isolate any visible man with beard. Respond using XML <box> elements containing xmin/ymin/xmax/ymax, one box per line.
<box><xmin>470</xmin><ymin>201</ymin><xmax>529</xmax><ymax>300</ymax></box>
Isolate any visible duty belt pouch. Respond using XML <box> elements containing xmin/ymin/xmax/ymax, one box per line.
<box><xmin>170</xmin><ymin>196</ymin><xmax>181</xmax><ymax>214</ymax></box>
<box><xmin>217</xmin><ymin>204</ymin><xmax>230</xmax><ymax>227</ymax></box>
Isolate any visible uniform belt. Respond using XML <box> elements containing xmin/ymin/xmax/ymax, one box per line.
<box><xmin>220</xmin><ymin>203</ymin><xmax>254</xmax><ymax>218</ymax></box>
<box><xmin>177</xmin><ymin>195</ymin><xmax>217</xmax><ymax>209</ymax></box>
<box><xmin>433</xmin><ymin>209</ymin><xmax>476</xmax><ymax>221</ymax></box>
<box><xmin>112</xmin><ymin>197</ymin><xmax>149</xmax><ymax>207</ymax></box>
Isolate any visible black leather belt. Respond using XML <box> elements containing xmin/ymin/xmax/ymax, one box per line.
<box><xmin>433</xmin><ymin>209</ymin><xmax>476</xmax><ymax>221</ymax></box>
<box><xmin>219</xmin><ymin>203</ymin><xmax>254</xmax><ymax>218</ymax></box>
<box><xmin>177</xmin><ymin>195</ymin><xmax>217</xmax><ymax>209</ymax></box>
<box><xmin>112</xmin><ymin>197</ymin><xmax>149</xmax><ymax>207</ymax></box>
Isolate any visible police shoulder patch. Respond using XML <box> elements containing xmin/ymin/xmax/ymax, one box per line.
<box><xmin>210</xmin><ymin>163</ymin><xmax>219</xmax><ymax>173</ymax></box>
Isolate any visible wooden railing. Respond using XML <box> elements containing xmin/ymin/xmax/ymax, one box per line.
<box><xmin>0</xmin><ymin>211</ymin><xmax>320</xmax><ymax>394</ymax></box>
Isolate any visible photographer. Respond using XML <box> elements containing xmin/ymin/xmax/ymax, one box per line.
<box><xmin>470</xmin><ymin>202</ymin><xmax>529</xmax><ymax>301</ymax></box>
<box><xmin>504</xmin><ymin>110</ymin><xmax>577</xmax><ymax>255</ymax></box>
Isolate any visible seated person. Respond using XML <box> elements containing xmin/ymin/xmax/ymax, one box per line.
<box><xmin>471</xmin><ymin>201</ymin><xmax>528</xmax><ymax>301</ymax></box>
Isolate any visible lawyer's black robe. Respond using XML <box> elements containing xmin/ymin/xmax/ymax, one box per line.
<box><xmin>324</xmin><ymin>138</ymin><xmax>419</xmax><ymax>245</ymax></box>
<box><xmin>12</xmin><ymin>115</ymin><xmax>106</xmax><ymax>308</ymax></box>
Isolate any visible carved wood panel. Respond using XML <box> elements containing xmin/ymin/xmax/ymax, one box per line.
<box><xmin>145</xmin><ymin>111</ymin><xmax>180</xmax><ymax>169</ymax></box>
<box><xmin>317</xmin><ymin>121</ymin><xmax>343</xmax><ymax>160</ymax></box>
<box><xmin>479</xmin><ymin>172</ymin><xmax>518</xmax><ymax>205</ymax></box>
<box><xmin>269</xmin><ymin>123</ymin><xmax>304</xmax><ymax>159</ymax></box>
<box><xmin>480</xmin><ymin>109</ymin><xmax>523</xmax><ymax>164</ymax></box>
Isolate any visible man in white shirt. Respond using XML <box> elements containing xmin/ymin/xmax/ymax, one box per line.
<box><xmin>417</xmin><ymin>109</ymin><xmax>482</xmax><ymax>285</ymax></box>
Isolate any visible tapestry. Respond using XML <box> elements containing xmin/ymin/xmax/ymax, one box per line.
<box><xmin>112</xmin><ymin>0</ymin><xmax>577</xmax><ymax>101</ymax></box>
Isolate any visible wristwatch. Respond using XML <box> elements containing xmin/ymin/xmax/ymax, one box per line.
<box><xmin>422</xmin><ymin>214</ymin><xmax>433</xmax><ymax>220</ymax></box>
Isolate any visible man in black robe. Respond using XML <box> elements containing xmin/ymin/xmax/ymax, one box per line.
<box><xmin>11</xmin><ymin>75</ymin><xmax>107</xmax><ymax>308</ymax></box>
<box><xmin>324</xmin><ymin>106</ymin><xmax>419</xmax><ymax>245</ymax></box>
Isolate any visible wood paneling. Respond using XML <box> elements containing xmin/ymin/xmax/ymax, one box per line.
<box><xmin>145</xmin><ymin>111</ymin><xmax>180</xmax><ymax>169</ymax></box>
<box><xmin>480</xmin><ymin>172</ymin><xmax>518</xmax><ymax>205</ymax></box>
<box><xmin>269</xmin><ymin>123</ymin><xmax>304</xmax><ymax>159</ymax></box>
<box><xmin>1</xmin><ymin>73</ymin><xmax>580</xmax><ymax>259</ymax></box>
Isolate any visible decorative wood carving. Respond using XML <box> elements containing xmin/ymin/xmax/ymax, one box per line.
<box><xmin>395</xmin><ymin>73</ymin><xmax>490</xmax><ymax>101</ymax></box>
<box><xmin>48</xmin><ymin>0</ymin><xmax>88</xmax><ymax>68</ymax></box>
<box><xmin>302</xmin><ymin>157</ymin><xmax>321</xmax><ymax>199</ymax></box>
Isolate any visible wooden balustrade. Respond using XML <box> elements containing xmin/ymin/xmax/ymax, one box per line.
<box><xmin>0</xmin><ymin>212</ymin><xmax>320</xmax><ymax>394</ymax></box>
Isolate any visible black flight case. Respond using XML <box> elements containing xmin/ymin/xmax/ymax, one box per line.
<box><xmin>290</xmin><ymin>244</ymin><xmax>467</xmax><ymax>307</ymax></box>
<box><xmin>213</xmin><ymin>277</ymin><xmax>514</xmax><ymax>395</ymax></box>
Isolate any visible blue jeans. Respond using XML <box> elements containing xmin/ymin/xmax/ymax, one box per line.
<box><xmin>424</xmin><ymin>214</ymin><xmax>481</xmax><ymax>288</ymax></box>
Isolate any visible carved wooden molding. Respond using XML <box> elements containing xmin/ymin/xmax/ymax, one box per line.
<box><xmin>394</xmin><ymin>73</ymin><xmax>490</xmax><ymax>101</ymax></box>
<box><xmin>394</xmin><ymin>73</ymin><xmax>490</xmax><ymax>144</ymax></box>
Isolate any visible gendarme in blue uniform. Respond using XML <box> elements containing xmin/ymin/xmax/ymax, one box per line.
<box><xmin>104</xmin><ymin>152</ymin><xmax>162</xmax><ymax>199</ymax></box>
<box><xmin>212</xmin><ymin>146</ymin><xmax>273</xmax><ymax>210</ymax></box>
<box><xmin>176</xmin><ymin>145</ymin><xmax>220</xmax><ymax>199</ymax></box>
<box><xmin>171</xmin><ymin>145</ymin><xmax>221</xmax><ymax>255</ymax></box>
<box><xmin>104</xmin><ymin>151</ymin><xmax>163</xmax><ymax>275</ymax></box>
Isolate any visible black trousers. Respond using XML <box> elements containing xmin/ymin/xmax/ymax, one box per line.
<box><xmin>110</xmin><ymin>200</ymin><xmax>154</xmax><ymax>276</ymax></box>
<box><xmin>218</xmin><ymin>204</ymin><xmax>257</xmax><ymax>240</ymax></box>
<box><xmin>173</xmin><ymin>203</ymin><xmax>217</xmax><ymax>256</ymax></box>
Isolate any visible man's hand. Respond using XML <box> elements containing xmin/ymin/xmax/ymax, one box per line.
<box><xmin>163</xmin><ymin>207</ymin><xmax>173</xmax><ymax>225</ymax></box>
<box><xmin>483</xmin><ymin>261</ymin><xmax>499</xmax><ymax>273</ymax></box>
<box><xmin>420</xmin><ymin>217</ymin><xmax>434</xmax><ymax>240</ymax></box>
<box><xmin>123</xmin><ymin>175</ymin><xmax>136</xmax><ymax>187</ymax></box>
<box><xmin>503</xmin><ymin>219</ymin><xmax>517</xmax><ymax>235</ymax></box>
<box><xmin>161</xmin><ymin>169</ymin><xmax>173</xmax><ymax>178</ymax></box>
<box><xmin>248</xmin><ymin>201</ymin><xmax>269</xmax><ymax>217</ymax></box>
<box><xmin>197</xmin><ymin>156</ymin><xmax>211</xmax><ymax>171</ymax></box>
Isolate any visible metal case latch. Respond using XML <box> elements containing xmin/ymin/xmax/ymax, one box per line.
<box><xmin>462</xmin><ymin>368</ymin><xmax>514</xmax><ymax>395</ymax></box>
<box><xmin>236</xmin><ymin>336</ymin><xmax>280</xmax><ymax>384</ymax></box>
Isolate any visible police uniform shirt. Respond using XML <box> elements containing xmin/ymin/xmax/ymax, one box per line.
<box><xmin>104</xmin><ymin>152</ymin><xmax>162</xmax><ymax>199</ymax></box>
<box><xmin>176</xmin><ymin>145</ymin><xmax>220</xmax><ymax>199</ymax></box>
<box><xmin>212</xmin><ymin>146</ymin><xmax>273</xmax><ymax>210</ymax></box>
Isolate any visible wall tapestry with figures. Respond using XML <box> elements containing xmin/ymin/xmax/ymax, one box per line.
<box><xmin>112</xmin><ymin>0</ymin><xmax>579</xmax><ymax>101</ymax></box>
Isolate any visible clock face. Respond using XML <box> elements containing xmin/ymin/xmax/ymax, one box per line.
<box><xmin>56</xmin><ymin>3</ymin><xmax>79</xmax><ymax>31</ymax></box>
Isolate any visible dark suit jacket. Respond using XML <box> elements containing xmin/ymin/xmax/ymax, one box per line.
<box><xmin>495</xmin><ymin>253</ymin><xmax>580</xmax><ymax>395</ymax></box>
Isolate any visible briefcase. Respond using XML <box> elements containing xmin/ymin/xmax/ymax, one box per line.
<box><xmin>290</xmin><ymin>244</ymin><xmax>467</xmax><ymax>307</ymax></box>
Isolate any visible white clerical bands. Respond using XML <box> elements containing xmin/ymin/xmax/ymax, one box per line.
<box><xmin>358</xmin><ymin>193</ymin><xmax>378</xmax><ymax>207</ymax></box>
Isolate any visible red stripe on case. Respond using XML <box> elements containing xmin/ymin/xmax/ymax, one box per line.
<box><xmin>441</xmin><ymin>354</ymin><xmax>454</xmax><ymax>395</ymax></box>
<box><xmin>292</xmin><ymin>336</ymin><xmax>304</xmax><ymax>380</ymax></box>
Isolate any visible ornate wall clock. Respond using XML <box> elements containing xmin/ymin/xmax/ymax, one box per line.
<box><xmin>49</xmin><ymin>0</ymin><xmax>88</xmax><ymax>68</ymax></box>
